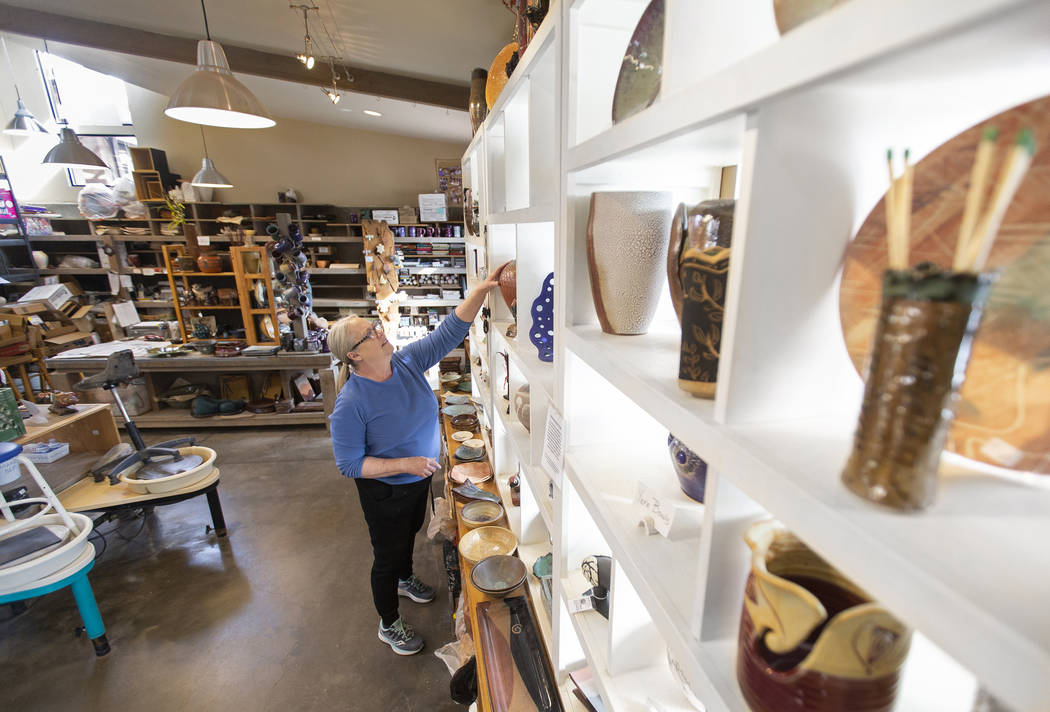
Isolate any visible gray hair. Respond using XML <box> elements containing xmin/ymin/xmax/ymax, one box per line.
<box><xmin>328</xmin><ymin>314</ymin><xmax>367</xmax><ymax>389</ymax></box>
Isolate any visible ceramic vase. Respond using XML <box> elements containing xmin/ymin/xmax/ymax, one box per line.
<box><xmin>197</xmin><ymin>252</ymin><xmax>224</xmax><ymax>273</ymax></box>
<box><xmin>841</xmin><ymin>265</ymin><xmax>995</xmax><ymax>511</ymax></box>
<box><xmin>586</xmin><ymin>191</ymin><xmax>673</xmax><ymax>335</ymax></box>
<box><xmin>677</xmin><ymin>244</ymin><xmax>730</xmax><ymax>399</ymax></box>
<box><xmin>667</xmin><ymin>434</ymin><xmax>706</xmax><ymax>502</ymax></box>
<box><xmin>773</xmin><ymin>0</ymin><xmax>849</xmax><ymax>34</ymax></box>
<box><xmin>499</xmin><ymin>260</ymin><xmax>517</xmax><ymax>317</ymax></box>
<box><xmin>469</xmin><ymin>68</ymin><xmax>488</xmax><ymax>135</ymax></box>
<box><xmin>514</xmin><ymin>384</ymin><xmax>530</xmax><ymax>432</ymax></box>
<box><xmin>737</xmin><ymin>521</ymin><xmax>912</xmax><ymax>712</ymax></box>
<box><xmin>668</xmin><ymin>200</ymin><xmax>735</xmax><ymax>322</ymax></box>
<box><xmin>529</xmin><ymin>272</ymin><xmax>554</xmax><ymax>362</ymax></box>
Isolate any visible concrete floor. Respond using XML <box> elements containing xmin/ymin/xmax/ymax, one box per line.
<box><xmin>1</xmin><ymin>426</ymin><xmax>463</xmax><ymax>712</ymax></box>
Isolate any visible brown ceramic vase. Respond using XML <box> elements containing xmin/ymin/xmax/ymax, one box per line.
<box><xmin>197</xmin><ymin>252</ymin><xmax>224</xmax><ymax>273</ymax></box>
<box><xmin>737</xmin><ymin>521</ymin><xmax>911</xmax><ymax>712</ymax></box>
<box><xmin>667</xmin><ymin>200</ymin><xmax>735</xmax><ymax>322</ymax></box>
<box><xmin>469</xmin><ymin>68</ymin><xmax>489</xmax><ymax>135</ymax></box>
<box><xmin>841</xmin><ymin>265</ymin><xmax>995</xmax><ymax>511</ymax></box>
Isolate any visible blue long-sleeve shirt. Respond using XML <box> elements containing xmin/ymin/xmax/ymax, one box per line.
<box><xmin>330</xmin><ymin>313</ymin><xmax>470</xmax><ymax>484</ymax></box>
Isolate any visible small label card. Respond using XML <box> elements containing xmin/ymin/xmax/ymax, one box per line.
<box><xmin>198</xmin><ymin>235</ymin><xmax>211</xmax><ymax>245</ymax></box>
<box><xmin>541</xmin><ymin>405</ymin><xmax>565</xmax><ymax>483</ymax></box>
<box><xmin>567</xmin><ymin>595</ymin><xmax>594</xmax><ymax>615</ymax></box>
<box><xmin>142</xmin><ymin>268</ymin><xmax>156</xmax><ymax>276</ymax></box>
<box><xmin>636</xmin><ymin>482</ymin><xmax>675</xmax><ymax>538</ymax></box>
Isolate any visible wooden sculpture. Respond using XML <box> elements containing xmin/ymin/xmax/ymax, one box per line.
<box><xmin>362</xmin><ymin>219</ymin><xmax>402</xmax><ymax>336</ymax></box>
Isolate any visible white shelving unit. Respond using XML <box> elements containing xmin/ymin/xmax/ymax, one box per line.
<box><xmin>468</xmin><ymin>2</ymin><xmax>1049</xmax><ymax>710</ymax></box>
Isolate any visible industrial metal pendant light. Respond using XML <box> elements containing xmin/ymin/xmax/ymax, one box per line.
<box><xmin>42</xmin><ymin>128</ymin><xmax>107</xmax><ymax>168</ymax></box>
<box><xmin>190</xmin><ymin>126</ymin><xmax>232</xmax><ymax>188</ymax></box>
<box><xmin>1</xmin><ymin>37</ymin><xmax>48</xmax><ymax>136</ymax></box>
<box><xmin>165</xmin><ymin>0</ymin><xmax>275</xmax><ymax>129</ymax></box>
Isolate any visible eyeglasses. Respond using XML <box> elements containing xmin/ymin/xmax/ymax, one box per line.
<box><xmin>348</xmin><ymin>321</ymin><xmax>383</xmax><ymax>351</ymax></box>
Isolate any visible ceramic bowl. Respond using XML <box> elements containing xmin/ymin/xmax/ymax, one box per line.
<box><xmin>450</xmin><ymin>414</ymin><xmax>479</xmax><ymax>431</ymax></box>
<box><xmin>443</xmin><ymin>394</ymin><xmax>471</xmax><ymax>405</ymax></box>
<box><xmin>456</xmin><ymin>382</ymin><xmax>473</xmax><ymax>392</ymax></box>
<box><xmin>461</xmin><ymin>500</ymin><xmax>504</xmax><ymax>529</ymax></box>
<box><xmin>440</xmin><ymin>372</ymin><xmax>461</xmax><ymax>384</ymax></box>
<box><xmin>454</xmin><ymin>444</ymin><xmax>485</xmax><ymax>461</ymax></box>
<box><xmin>451</xmin><ymin>431</ymin><xmax>474</xmax><ymax>442</ymax></box>
<box><xmin>442</xmin><ymin>404</ymin><xmax>476</xmax><ymax>417</ymax></box>
<box><xmin>470</xmin><ymin>554</ymin><xmax>527</xmax><ymax>597</ymax></box>
<box><xmin>450</xmin><ymin>461</ymin><xmax>493</xmax><ymax>485</ymax></box>
<box><xmin>463</xmin><ymin>438</ymin><xmax>485</xmax><ymax>449</ymax></box>
<box><xmin>458</xmin><ymin>525</ymin><xmax>517</xmax><ymax>566</ymax></box>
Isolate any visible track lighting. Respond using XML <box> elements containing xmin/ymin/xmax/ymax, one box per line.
<box><xmin>291</xmin><ymin>4</ymin><xmax>318</xmax><ymax>69</ymax></box>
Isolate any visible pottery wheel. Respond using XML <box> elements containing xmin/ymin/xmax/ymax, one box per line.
<box><xmin>137</xmin><ymin>454</ymin><xmax>205</xmax><ymax>480</ymax></box>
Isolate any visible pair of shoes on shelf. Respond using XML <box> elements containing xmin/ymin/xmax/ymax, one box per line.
<box><xmin>378</xmin><ymin>616</ymin><xmax>423</xmax><ymax>656</ymax></box>
<box><xmin>190</xmin><ymin>395</ymin><xmax>245</xmax><ymax>418</ymax></box>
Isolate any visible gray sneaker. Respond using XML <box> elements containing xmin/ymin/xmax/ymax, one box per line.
<box><xmin>398</xmin><ymin>574</ymin><xmax>436</xmax><ymax>603</ymax></box>
<box><xmin>378</xmin><ymin>616</ymin><xmax>423</xmax><ymax>656</ymax></box>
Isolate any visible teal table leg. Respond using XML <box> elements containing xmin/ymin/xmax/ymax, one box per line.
<box><xmin>70</xmin><ymin>574</ymin><xmax>110</xmax><ymax>656</ymax></box>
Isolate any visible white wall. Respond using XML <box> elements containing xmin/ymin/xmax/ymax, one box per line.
<box><xmin>0</xmin><ymin>36</ymin><xmax>467</xmax><ymax>207</ymax></box>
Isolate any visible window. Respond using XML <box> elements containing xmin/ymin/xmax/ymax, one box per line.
<box><xmin>35</xmin><ymin>51</ymin><xmax>136</xmax><ymax>186</ymax></box>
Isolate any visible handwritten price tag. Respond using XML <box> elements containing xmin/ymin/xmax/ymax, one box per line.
<box><xmin>567</xmin><ymin>596</ymin><xmax>594</xmax><ymax>615</ymax></box>
<box><xmin>636</xmin><ymin>482</ymin><xmax>675</xmax><ymax>538</ymax></box>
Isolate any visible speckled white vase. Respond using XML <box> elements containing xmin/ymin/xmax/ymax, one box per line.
<box><xmin>586</xmin><ymin>191</ymin><xmax>673</xmax><ymax>335</ymax></box>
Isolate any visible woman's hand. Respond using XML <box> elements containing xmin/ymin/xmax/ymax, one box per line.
<box><xmin>481</xmin><ymin>261</ymin><xmax>511</xmax><ymax>293</ymax></box>
<box><xmin>402</xmin><ymin>456</ymin><xmax>440</xmax><ymax>478</ymax></box>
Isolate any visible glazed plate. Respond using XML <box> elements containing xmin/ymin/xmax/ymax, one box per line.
<box><xmin>464</xmin><ymin>438</ymin><xmax>485</xmax><ymax>449</ymax></box>
<box><xmin>454</xmin><ymin>444</ymin><xmax>486</xmax><ymax>461</ymax></box>
<box><xmin>443</xmin><ymin>394</ymin><xmax>471</xmax><ymax>405</ymax></box>
<box><xmin>441</xmin><ymin>404</ymin><xmax>476</xmax><ymax>417</ymax></box>
<box><xmin>452</xmin><ymin>431</ymin><xmax>474</xmax><ymax>442</ymax></box>
<box><xmin>440</xmin><ymin>372</ymin><xmax>460</xmax><ymax>383</ymax></box>
<box><xmin>611</xmin><ymin>0</ymin><xmax>664</xmax><ymax>124</ymax></box>
<box><xmin>841</xmin><ymin>95</ymin><xmax>1050</xmax><ymax>480</ymax></box>
<box><xmin>456</xmin><ymin>382</ymin><xmax>473</xmax><ymax>392</ymax></box>
<box><xmin>450</xmin><ymin>461</ymin><xmax>493</xmax><ymax>485</ymax></box>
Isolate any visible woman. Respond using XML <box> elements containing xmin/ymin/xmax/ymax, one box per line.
<box><xmin>328</xmin><ymin>262</ymin><xmax>507</xmax><ymax>655</ymax></box>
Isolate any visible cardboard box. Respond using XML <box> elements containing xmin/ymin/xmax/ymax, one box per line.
<box><xmin>1</xmin><ymin>302</ymin><xmax>49</xmax><ymax>316</ymax></box>
<box><xmin>43</xmin><ymin>331</ymin><xmax>94</xmax><ymax>355</ymax></box>
<box><xmin>18</xmin><ymin>284</ymin><xmax>73</xmax><ymax>310</ymax></box>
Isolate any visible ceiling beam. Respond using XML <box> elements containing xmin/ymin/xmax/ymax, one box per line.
<box><xmin>0</xmin><ymin>3</ymin><xmax>470</xmax><ymax>110</ymax></box>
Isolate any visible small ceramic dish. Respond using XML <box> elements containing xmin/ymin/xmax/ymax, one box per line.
<box><xmin>454</xmin><ymin>444</ymin><xmax>485</xmax><ymax>461</ymax></box>
<box><xmin>464</xmin><ymin>438</ymin><xmax>485</xmax><ymax>449</ymax></box>
<box><xmin>442</xmin><ymin>404</ymin><xmax>476</xmax><ymax>417</ymax></box>
<box><xmin>461</xmin><ymin>500</ymin><xmax>504</xmax><ymax>529</ymax></box>
<box><xmin>451</xmin><ymin>431</ymin><xmax>474</xmax><ymax>442</ymax></box>
<box><xmin>458</xmin><ymin>526</ymin><xmax>517</xmax><ymax>566</ymax></box>
<box><xmin>450</xmin><ymin>461</ymin><xmax>493</xmax><ymax>485</ymax></box>
<box><xmin>443</xmin><ymin>394</ymin><xmax>471</xmax><ymax>405</ymax></box>
<box><xmin>440</xmin><ymin>372</ymin><xmax>461</xmax><ymax>383</ymax></box>
<box><xmin>456</xmin><ymin>382</ymin><xmax>472</xmax><ymax>392</ymax></box>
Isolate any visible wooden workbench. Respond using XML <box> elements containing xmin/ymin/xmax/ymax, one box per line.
<box><xmin>439</xmin><ymin>392</ymin><xmax>563</xmax><ymax>712</ymax></box>
<box><xmin>47</xmin><ymin>350</ymin><xmax>335</xmax><ymax>429</ymax></box>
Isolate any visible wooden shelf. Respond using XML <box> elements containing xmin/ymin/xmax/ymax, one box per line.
<box><xmin>120</xmin><ymin>410</ymin><xmax>327</xmax><ymax>429</ymax></box>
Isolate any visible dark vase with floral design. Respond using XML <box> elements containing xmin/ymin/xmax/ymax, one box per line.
<box><xmin>667</xmin><ymin>434</ymin><xmax>707</xmax><ymax>502</ymax></box>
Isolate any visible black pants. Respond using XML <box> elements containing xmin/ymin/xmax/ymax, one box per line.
<box><xmin>354</xmin><ymin>476</ymin><xmax>432</xmax><ymax>625</ymax></box>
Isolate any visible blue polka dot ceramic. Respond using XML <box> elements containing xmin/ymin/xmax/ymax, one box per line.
<box><xmin>530</xmin><ymin>272</ymin><xmax>554</xmax><ymax>362</ymax></box>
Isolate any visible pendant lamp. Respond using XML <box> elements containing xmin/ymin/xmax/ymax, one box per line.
<box><xmin>190</xmin><ymin>127</ymin><xmax>232</xmax><ymax>188</ymax></box>
<box><xmin>165</xmin><ymin>1</ymin><xmax>274</xmax><ymax>129</ymax></box>
<box><xmin>42</xmin><ymin>128</ymin><xmax>107</xmax><ymax>169</ymax></box>
<box><xmin>1</xmin><ymin>37</ymin><xmax>48</xmax><ymax>136</ymax></box>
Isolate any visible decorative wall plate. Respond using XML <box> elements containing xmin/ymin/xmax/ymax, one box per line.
<box><xmin>841</xmin><ymin>95</ymin><xmax>1050</xmax><ymax>479</ymax></box>
<box><xmin>611</xmin><ymin>0</ymin><xmax>664</xmax><ymax>124</ymax></box>
<box><xmin>530</xmin><ymin>272</ymin><xmax>555</xmax><ymax>362</ymax></box>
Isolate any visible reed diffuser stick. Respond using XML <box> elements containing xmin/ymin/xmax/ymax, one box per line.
<box><xmin>899</xmin><ymin>149</ymin><xmax>913</xmax><ymax>268</ymax></box>
<box><xmin>953</xmin><ymin>127</ymin><xmax>998</xmax><ymax>270</ymax></box>
<box><xmin>965</xmin><ymin>129</ymin><xmax>1036</xmax><ymax>271</ymax></box>
<box><xmin>885</xmin><ymin>149</ymin><xmax>900</xmax><ymax>268</ymax></box>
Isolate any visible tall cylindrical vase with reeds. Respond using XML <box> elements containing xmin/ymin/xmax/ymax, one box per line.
<box><xmin>842</xmin><ymin>130</ymin><xmax>1035</xmax><ymax>511</ymax></box>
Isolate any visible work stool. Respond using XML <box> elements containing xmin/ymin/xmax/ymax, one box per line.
<box><xmin>0</xmin><ymin>441</ymin><xmax>110</xmax><ymax>656</ymax></box>
<box><xmin>0</xmin><ymin>347</ymin><xmax>53</xmax><ymax>401</ymax></box>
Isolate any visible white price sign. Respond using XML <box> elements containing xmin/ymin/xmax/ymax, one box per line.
<box><xmin>636</xmin><ymin>482</ymin><xmax>675</xmax><ymax>538</ymax></box>
<box><xmin>198</xmin><ymin>235</ymin><xmax>211</xmax><ymax>245</ymax></box>
<box><xmin>541</xmin><ymin>406</ymin><xmax>564</xmax><ymax>482</ymax></box>
<box><xmin>567</xmin><ymin>595</ymin><xmax>594</xmax><ymax>615</ymax></box>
